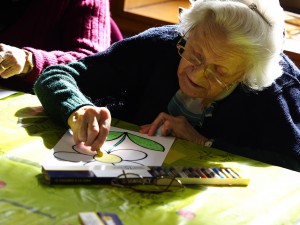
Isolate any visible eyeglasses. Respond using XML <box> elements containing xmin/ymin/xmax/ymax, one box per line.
<box><xmin>176</xmin><ymin>36</ymin><xmax>231</xmax><ymax>90</ymax></box>
<box><xmin>111</xmin><ymin>170</ymin><xmax>185</xmax><ymax>193</ymax></box>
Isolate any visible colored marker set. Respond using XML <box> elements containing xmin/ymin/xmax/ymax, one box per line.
<box><xmin>148</xmin><ymin>166</ymin><xmax>250</xmax><ymax>186</ymax></box>
<box><xmin>42</xmin><ymin>165</ymin><xmax>250</xmax><ymax>186</ymax></box>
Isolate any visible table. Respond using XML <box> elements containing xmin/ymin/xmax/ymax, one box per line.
<box><xmin>1</xmin><ymin>92</ymin><xmax>300</xmax><ymax>225</ymax></box>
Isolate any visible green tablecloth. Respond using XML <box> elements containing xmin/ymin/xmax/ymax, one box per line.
<box><xmin>1</xmin><ymin>93</ymin><xmax>300</xmax><ymax>225</ymax></box>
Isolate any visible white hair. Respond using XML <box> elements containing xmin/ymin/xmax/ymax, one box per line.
<box><xmin>178</xmin><ymin>0</ymin><xmax>285</xmax><ymax>90</ymax></box>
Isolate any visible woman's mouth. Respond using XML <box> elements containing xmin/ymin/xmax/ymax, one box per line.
<box><xmin>186</xmin><ymin>75</ymin><xmax>203</xmax><ymax>88</ymax></box>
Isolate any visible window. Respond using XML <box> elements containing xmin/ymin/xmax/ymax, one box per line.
<box><xmin>111</xmin><ymin>0</ymin><xmax>190</xmax><ymax>36</ymax></box>
<box><xmin>111</xmin><ymin>0</ymin><xmax>300</xmax><ymax>67</ymax></box>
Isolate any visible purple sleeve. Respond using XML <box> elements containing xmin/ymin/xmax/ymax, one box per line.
<box><xmin>23</xmin><ymin>0</ymin><xmax>112</xmax><ymax>86</ymax></box>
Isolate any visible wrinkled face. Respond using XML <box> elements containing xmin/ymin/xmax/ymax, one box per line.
<box><xmin>177</xmin><ymin>25</ymin><xmax>246</xmax><ymax>100</ymax></box>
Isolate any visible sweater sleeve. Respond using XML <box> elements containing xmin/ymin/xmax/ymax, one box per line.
<box><xmin>23</xmin><ymin>0</ymin><xmax>111</xmax><ymax>86</ymax></box>
<box><xmin>33</xmin><ymin>61</ymin><xmax>95</xmax><ymax>127</ymax></box>
<box><xmin>34</xmin><ymin>25</ymin><xmax>180</xmax><ymax>128</ymax></box>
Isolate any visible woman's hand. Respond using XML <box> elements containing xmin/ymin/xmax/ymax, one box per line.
<box><xmin>140</xmin><ymin>112</ymin><xmax>210</xmax><ymax>145</ymax></box>
<box><xmin>0</xmin><ymin>43</ymin><xmax>33</xmax><ymax>78</ymax></box>
<box><xmin>67</xmin><ymin>105</ymin><xmax>111</xmax><ymax>151</ymax></box>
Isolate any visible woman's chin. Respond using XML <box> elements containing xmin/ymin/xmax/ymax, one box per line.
<box><xmin>180</xmin><ymin>84</ymin><xmax>207</xmax><ymax>98</ymax></box>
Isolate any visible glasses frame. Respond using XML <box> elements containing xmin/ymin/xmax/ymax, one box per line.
<box><xmin>111</xmin><ymin>170</ymin><xmax>185</xmax><ymax>194</ymax></box>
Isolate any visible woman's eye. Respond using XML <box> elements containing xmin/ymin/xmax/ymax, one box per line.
<box><xmin>190</xmin><ymin>55</ymin><xmax>202</xmax><ymax>65</ymax></box>
<box><xmin>215</xmin><ymin>66</ymin><xmax>228</xmax><ymax>77</ymax></box>
<box><xmin>193</xmin><ymin>51</ymin><xmax>203</xmax><ymax>62</ymax></box>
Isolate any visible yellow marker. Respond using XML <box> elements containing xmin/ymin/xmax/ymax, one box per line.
<box><xmin>96</xmin><ymin>148</ymin><xmax>103</xmax><ymax>157</ymax></box>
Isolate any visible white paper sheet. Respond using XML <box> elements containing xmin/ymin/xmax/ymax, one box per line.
<box><xmin>0</xmin><ymin>88</ymin><xmax>16</xmax><ymax>99</ymax></box>
<box><xmin>42</xmin><ymin>126</ymin><xmax>175</xmax><ymax>167</ymax></box>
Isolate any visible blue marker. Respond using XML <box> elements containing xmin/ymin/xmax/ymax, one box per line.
<box><xmin>212</xmin><ymin>168</ymin><xmax>225</xmax><ymax>178</ymax></box>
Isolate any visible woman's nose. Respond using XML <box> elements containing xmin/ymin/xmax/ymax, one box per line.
<box><xmin>186</xmin><ymin>65</ymin><xmax>206</xmax><ymax>82</ymax></box>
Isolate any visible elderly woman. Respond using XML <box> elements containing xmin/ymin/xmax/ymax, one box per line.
<box><xmin>34</xmin><ymin>0</ymin><xmax>300</xmax><ymax>171</ymax></box>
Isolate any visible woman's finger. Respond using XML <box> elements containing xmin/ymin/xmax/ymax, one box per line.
<box><xmin>148</xmin><ymin>112</ymin><xmax>172</xmax><ymax>135</ymax></box>
<box><xmin>90</xmin><ymin>108</ymin><xmax>111</xmax><ymax>151</ymax></box>
<box><xmin>159</xmin><ymin>120</ymin><xmax>173</xmax><ymax>136</ymax></box>
<box><xmin>139</xmin><ymin>124</ymin><xmax>151</xmax><ymax>134</ymax></box>
<box><xmin>0</xmin><ymin>67</ymin><xmax>18</xmax><ymax>79</ymax></box>
<box><xmin>85</xmin><ymin>116</ymin><xmax>99</xmax><ymax>145</ymax></box>
<box><xmin>77</xmin><ymin>114</ymin><xmax>88</xmax><ymax>142</ymax></box>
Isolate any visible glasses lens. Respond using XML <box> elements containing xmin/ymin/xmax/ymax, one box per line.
<box><xmin>178</xmin><ymin>44</ymin><xmax>202</xmax><ymax>67</ymax></box>
<box><xmin>177</xmin><ymin>36</ymin><xmax>235</xmax><ymax>92</ymax></box>
<box><xmin>111</xmin><ymin>173</ymin><xmax>144</xmax><ymax>187</ymax></box>
<box><xmin>178</xmin><ymin>46</ymin><xmax>185</xmax><ymax>56</ymax></box>
<box><xmin>112</xmin><ymin>173</ymin><xmax>184</xmax><ymax>193</ymax></box>
<box><xmin>136</xmin><ymin>177</ymin><xmax>184</xmax><ymax>193</ymax></box>
<box><xmin>205</xmin><ymin>66</ymin><xmax>228</xmax><ymax>89</ymax></box>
